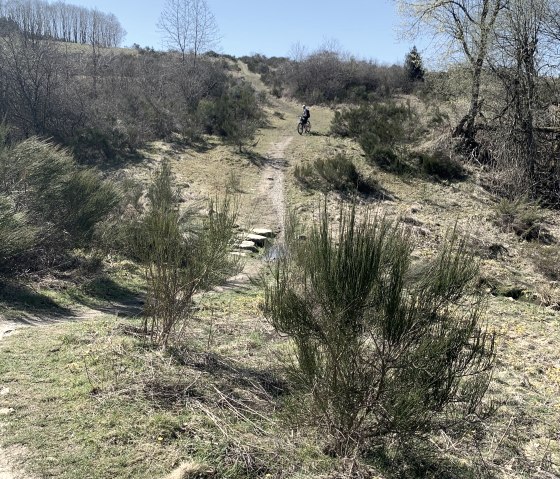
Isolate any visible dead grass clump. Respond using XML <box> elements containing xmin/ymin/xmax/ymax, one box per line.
<box><xmin>531</xmin><ymin>282</ymin><xmax>560</xmax><ymax>308</ymax></box>
<box><xmin>492</xmin><ymin>197</ymin><xmax>553</xmax><ymax>242</ymax></box>
<box><xmin>530</xmin><ymin>244</ymin><xmax>560</xmax><ymax>281</ymax></box>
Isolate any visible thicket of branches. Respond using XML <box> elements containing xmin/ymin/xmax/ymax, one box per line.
<box><xmin>396</xmin><ymin>0</ymin><xmax>560</xmax><ymax>205</ymax></box>
<box><xmin>243</xmin><ymin>47</ymin><xmax>413</xmax><ymax>103</ymax></box>
<box><xmin>0</xmin><ymin>0</ymin><xmax>125</xmax><ymax>47</ymax></box>
<box><xmin>0</xmin><ymin>30</ymin><xmax>263</xmax><ymax>163</ymax></box>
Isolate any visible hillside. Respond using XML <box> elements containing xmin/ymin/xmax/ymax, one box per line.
<box><xmin>0</xmin><ymin>61</ymin><xmax>559</xmax><ymax>479</ymax></box>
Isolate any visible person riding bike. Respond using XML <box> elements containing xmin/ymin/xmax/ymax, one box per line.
<box><xmin>301</xmin><ymin>105</ymin><xmax>310</xmax><ymax>126</ymax></box>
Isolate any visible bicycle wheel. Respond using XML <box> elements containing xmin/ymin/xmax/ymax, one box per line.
<box><xmin>297</xmin><ymin>122</ymin><xmax>304</xmax><ymax>135</ymax></box>
<box><xmin>305</xmin><ymin>121</ymin><xmax>311</xmax><ymax>134</ymax></box>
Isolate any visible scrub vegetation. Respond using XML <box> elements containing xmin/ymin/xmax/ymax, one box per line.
<box><xmin>1</xmin><ymin>1</ymin><xmax>560</xmax><ymax>478</ymax></box>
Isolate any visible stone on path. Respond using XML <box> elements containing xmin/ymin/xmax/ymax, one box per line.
<box><xmin>237</xmin><ymin>241</ymin><xmax>258</xmax><ymax>252</ymax></box>
<box><xmin>252</xmin><ymin>228</ymin><xmax>275</xmax><ymax>238</ymax></box>
<box><xmin>245</xmin><ymin>234</ymin><xmax>268</xmax><ymax>247</ymax></box>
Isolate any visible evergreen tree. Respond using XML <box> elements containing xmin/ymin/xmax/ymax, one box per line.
<box><xmin>405</xmin><ymin>46</ymin><xmax>425</xmax><ymax>82</ymax></box>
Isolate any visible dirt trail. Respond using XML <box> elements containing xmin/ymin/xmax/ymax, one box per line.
<box><xmin>237</xmin><ymin>59</ymin><xmax>293</xmax><ymax>238</ymax></box>
<box><xmin>258</xmin><ymin>135</ymin><xmax>293</xmax><ymax>239</ymax></box>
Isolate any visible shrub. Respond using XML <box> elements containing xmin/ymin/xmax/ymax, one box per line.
<box><xmin>264</xmin><ymin>205</ymin><xmax>495</xmax><ymax>455</ymax></box>
<box><xmin>199</xmin><ymin>81</ymin><xmax>263</xmax><ymax>152</ymax></box>
<box><xmin>0</xmin><ymin>138</ymin><xmax>119</xmax><ymax>271</ymax></box>
<box><xmin>0</xmin><ymin>196</ymin><xmax>38</xmax><ymax>271</ymax></box>
<box><xmin>275</xmin><ymin>48</ymin><xmax>407</xmax><ymax>103</ymax></box>
<box><xmin>314</xmin><ymin>155</ymin><xmax>360</xmax><ymax>192</ymax></box>
<box><xmin>69</xmin><ymin>127</ymin><xmax>132</xmax><ymax>164</ymax></box>
<box><xmin>419</xmin><ymin>150</ymin><xmax>466</xmax><ymax>180</ymax></box>
<box><xmin>330</xmin><ymin>102</ymin><xmax>413</xmax><ymax>146</ymax></box>
<box><xmin>293</xmin><ymin>163</ymin><xmax>316</xmax><ymax>188</ymax></box>
<box><xmin>133</xmin><ymin>162</ymin><xmax>240</xmax><ymax>346</ymax></box>
<box><xmin>8</xmin><ymin>139</ymin><xmax>119</xmax><ymax>248</ymax></box>
<box><xmin>361</xmin><ymin>141</ymin><xmax>406</xmax><ymax>173</ymax></box>
<box><xmin>295</xmin><ymin>155</ymin><xmax>377</xmax><ymax>194</ymax></box>
<box><xmin>331</xmin><ymin>102</ymin><xmax>416</xmax><ymax>174</ymax></box>
<box><xmin>492</xmin><ymin>196</ymin><xmax>552</xmax><ymax>242</ymax></box>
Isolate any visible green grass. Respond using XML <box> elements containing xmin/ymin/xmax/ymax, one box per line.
<box><xmin>2</xmin><ymin>284</ymin><xmax>560</xmax><ymax>478</ymax></box>
<box><xmin>0</xmin><ymin>290</ymin><xmax>338</xmax><ymax>479</ymax></box>
<box><xmin>0</xmin><ymin>258</ymin><xmax>144</xmax><ymax>323</ymax></box>
<box><xmin>0</xmin><ymin>281</ymin><xmax>72</xmax><ymax>317</ymax></box>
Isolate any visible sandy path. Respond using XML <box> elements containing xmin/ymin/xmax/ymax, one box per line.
<box><xmin>257</xmin><ymin>135</ymin><xmax>293</xmax><ymax>240</ymax></box>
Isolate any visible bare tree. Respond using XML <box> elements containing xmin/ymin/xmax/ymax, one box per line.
<box><xmin>189</xmin><ymin>0</ymin><xmax>218</xmax><ymax>63</ymax></box>
<box><xmin>0</xmin><ymin>31</ymin><xmax>62</xmax><ymax>135</ymax></box>
<box><xmin>494</xmin><ymin>0</ymin><xmax>549</xmax><ymax>181</ymax></box>
<box><xmin>396</xmin><ymin>0</ymin><xmax>507</xmax><ymax>148</ymax></box>
<box><xmin>157</xmin><ymin>0</ymin><xmax>219</xmax><ymax>64</ymax></box>
<box><xmin>158</xmin><ymin>0</ymin><xmax>190</xmax><ymax>61</ymax></box>
<box><xmin>483</xmin><ymin>0</ymin><xmax>559</xmax><ymax>195</ymax></box>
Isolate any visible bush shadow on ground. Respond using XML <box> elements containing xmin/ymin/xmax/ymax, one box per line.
<box><xmin>366</xmin><ymin>439</ymin><xmax>495</xmax><ymax>479</ymax></box>
<box><xmin>306</xmin><ymin>130</ymin><xmax>326</xmax><ymax>137</ymax></box>
<box><xmin>173</xmin><ymin>350</ymin><xmax>288</xmax><ymax>400</ymax></box>
<box><xmin>80</xmin><ymin>148</ymin><xmax>147</xmax><ymax>172</ymax></box>
<box><xmin>68</xmin><ymin>275</ymin><xmax>144</xmax><ymax>317</ymax></box>
<box><xmin>169</xmin><ymin>136</ymin><xmax>213</xmax><ymax>154</ymax></box>
<box><xmin>137</xmin><ymin>137</ymin><xmax>213</xmax><ymax>162</ymax></box>
<box><xmin>240</xmin><ymin>150</ymin><xmax>268</xmax><ymax>168</ymax></box>
<box><xmin>0</xmin><ymin>280</ymin><xmax>74</xmax><ymax>323</ymax></box>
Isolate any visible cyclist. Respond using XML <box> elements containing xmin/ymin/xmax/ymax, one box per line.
<box><xmin>301</xmin><ymin>105</ymin><xmax>310</xmax><ymax>126</ymax></box>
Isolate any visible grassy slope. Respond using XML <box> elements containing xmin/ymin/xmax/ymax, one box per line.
<box><xmin>0</xmin><ymin>62</ymin><xmax>560</xmax><ymax>478</ymax></box>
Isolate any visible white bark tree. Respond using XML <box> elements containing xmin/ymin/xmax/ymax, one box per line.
<box><xmin>0</xmin><ymin>0</ymin><xmax>125</xmax><ymax>47</ymax></box>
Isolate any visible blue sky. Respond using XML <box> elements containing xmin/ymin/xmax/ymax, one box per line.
<box><xmin>68</xmin><ymin>0</ymin><xmax>420</xmax><ymax>65</ymax></box>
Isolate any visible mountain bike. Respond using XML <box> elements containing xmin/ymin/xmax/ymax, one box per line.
<box><xmin>297</xmin><ymin>117</ymin><xmax>311</xmax><ymax>135</ymax></box>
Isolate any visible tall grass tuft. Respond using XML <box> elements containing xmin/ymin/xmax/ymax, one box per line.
<box><xmin>492</xmin><ymin>196</ymin><xmax>551</xmax><ymax>242</ymax></box>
